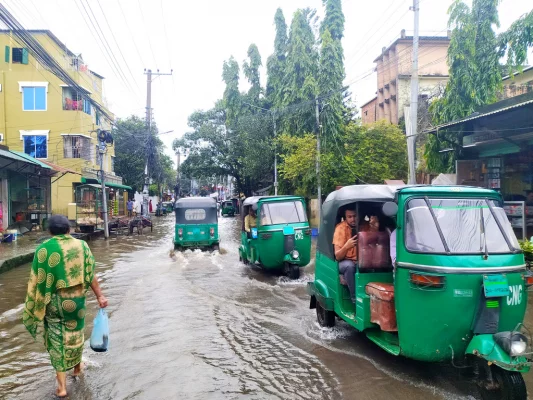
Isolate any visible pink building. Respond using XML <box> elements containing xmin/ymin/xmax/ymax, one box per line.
<box><xmin>372</xmin><ymin>30</ymin><xmax>450</xmax><ymax>124</ymax></box>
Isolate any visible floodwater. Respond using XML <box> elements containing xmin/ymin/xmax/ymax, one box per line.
<box><xmin>1</xmin><ymin>215</ymin><xmax>533</xmax><ymax>399</ymax></box>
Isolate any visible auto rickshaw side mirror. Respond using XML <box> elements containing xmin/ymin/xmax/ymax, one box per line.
<box><xmin>382</xmin><ymin>202</ymin><xmax>398</xmax><ymax>217</ymax></box>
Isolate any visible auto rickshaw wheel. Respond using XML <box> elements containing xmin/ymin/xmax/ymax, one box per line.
<box><xmin>285</xmin><ymin>263</ymin><xmax>300</xmax><ymax>280</ymax></box>
<box><xmin>212</xmin><ymin>244</ymin><xmax>220</xmax><ymax>252</ymax></box>
<box><xmin>316</xmin><ymin>301</ymin><xmax>335</xmax><ymax>328</ymax></box>
<box><xmin>477</xmin><ymin>365</ymin><xmax>527</xmax><ymax>400</ymax></box>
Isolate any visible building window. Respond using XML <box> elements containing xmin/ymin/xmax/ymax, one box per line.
<box><xmin>23</xmin><ymin>135</ymin><xmax>47</xmax><ymax>158</ymax></box>
<box><xmin>111</xmin><ymin>156</ymin><xmax>115</xmax><ymax>172</ymax></box>
<box><xmin>95</xmin><ymin>145</ymin><xmax>101</xmax><ymax>165</ymax></box>
<box><xmin>12</xmin><ymin>48</ymin><xmax>29</xmax><ymax>64</ymax></box>
<box><xmin>63</xmin><ymin>135</ymin><xmax>92</xmax><ymax>161</ymax></box>
<box><xmin>22</xmin><ymin>87</ymin><xmax>47</xmax><ymax>111</ymax></box>
<box><xmin>83</xmin><ymin>99</ymin><xmax>91</xmax><ymax>115</ymax></box>
<box><xmin>0</xmin><ymin>133</ymin><xmax>3</xmax><ymax>142</ymax></box>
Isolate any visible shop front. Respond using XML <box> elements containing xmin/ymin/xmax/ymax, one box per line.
<box><xmin>428</xmin><ymin>92</ymin><xmax>533</xmax><ymax>239</ymax></box>
<box><xmin>0</xmin><ymin>147</ymin><xmax>55</xmax><ymax>232</ymax></box>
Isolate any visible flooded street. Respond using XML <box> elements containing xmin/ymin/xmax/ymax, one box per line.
<box><xmin>1</xmin><ymin>215</ymin><xmax>533</xmax><ymax>399</ymax></box>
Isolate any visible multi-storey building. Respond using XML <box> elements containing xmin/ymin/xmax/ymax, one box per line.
<box><xmin>362</xmin><ymin>30</ymin><xmax>450</xmax><ymax>125</ymax></box>
<box><xmin>0</xmin><ymin>30</ymin><xmax>128</xmax><ymax>216</ymax></box>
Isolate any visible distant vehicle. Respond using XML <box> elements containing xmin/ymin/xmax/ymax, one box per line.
<box><xmin>221</xmin><ymin>200</ymin><xmax>235</xmax><ymax>217</ymax></box>
<box><xmin>239</xmin><ymin>196</ymin><xmax>311</xmax><ymax>279</ymax></box>
<box><xmin>174</xmin><ymin>197</ymin><xmax>219</xmax><ymax>251</ymax></box>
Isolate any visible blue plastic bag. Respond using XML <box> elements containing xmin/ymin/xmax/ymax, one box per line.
<box><xmin>90</xmin><ymin>309</ymin><xmax>109</xmax><ymax>352</ymax></box>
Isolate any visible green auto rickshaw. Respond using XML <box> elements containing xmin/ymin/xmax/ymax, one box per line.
<box><xmin>174</xmin><ymin>197</ymin><xmax>219</xmax><ymax>251</ymax></box>
<box><xmin>164</xmin><ymin>201</ymin><xmax>174</xmax><ymax>214</ymax></box>
<box><xmin>239</xmin><ymin>196</ymin><xmax>311</xmax><ymax>279</ymax></box>
<box><xmin>221</xmin><ymin>200</ymin><xmax>235</xmax><ymax>217</ymax></box>
<box><xmin>308</xmin><ymin>184</ymin><xmax>532</xmax><ymax>399</ymax></box>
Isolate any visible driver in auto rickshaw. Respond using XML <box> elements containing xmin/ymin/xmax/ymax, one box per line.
<box><xmin>244</xmin><ymin>206</ymin><xmax>257</xmax><ymax>234</ymax></box>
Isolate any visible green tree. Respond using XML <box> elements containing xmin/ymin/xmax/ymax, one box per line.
<box><xmin>320</xmin><ymin>0</ymin><xmax>345</xmax><ymax>41</ymax></box>
<box><xmin>318</xmin><ymin>29</ymin><xmax>345</xmax><ymax>148</ymax></box>
<box><xmin>113</xmin><ymin>115</ymin><xmax>171</xmax><ymax>192</ymax></box>
<box><xmin>426</xmin><ymin>1</ymin><xmax>533</xmax><ymax>172</ymax></box>
<box><xmin>266</xmin><ymin>8</ymin><xmax>288</xmax><ymax>106</ymax></box>
<box><xmin>243</xmin><ymin>44</ymin><xmax>263</xmax><ymax>104</ymax></box>
<box><xmin>341</xmin><ymin>121</ymin><xmax>408</xmax><ymax>184</ymax></box>
<box><xmin>279</xmin><ymin>9</ymin><xmax>319</xmax><ymax>136</ymax></box>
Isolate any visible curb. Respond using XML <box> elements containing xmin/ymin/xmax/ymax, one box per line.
<box><xmin>0</xmin><ymin>253</ymin><xmax>34</xmax><ymax>275</ymax></box>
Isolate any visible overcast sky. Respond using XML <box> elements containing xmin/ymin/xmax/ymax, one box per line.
<box><xmin>2</xmin><ymin>0</ymin><xmax>532</xmax><ymax>163</ymax></box>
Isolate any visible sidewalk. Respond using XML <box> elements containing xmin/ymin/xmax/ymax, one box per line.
<box><xmin>0</xmin><ymin>232</ymin><xmax>49</xmax><ymax>275</ymax></box>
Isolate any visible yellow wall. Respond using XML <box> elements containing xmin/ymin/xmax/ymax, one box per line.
<box><xmin>0</xmin><ymin>31</ymin><xmax>116</xmax><ymax>213</ymax></box>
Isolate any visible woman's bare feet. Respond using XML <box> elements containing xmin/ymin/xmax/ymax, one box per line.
<box><xmin>72</xmin><ymin>362</ymin><xmax>84</xmax><ymax>377</ymax></box>
<box><xmin>55</xmin><ymin>371</ymin><xmax>67</xmax><ymax>397</ymax></box>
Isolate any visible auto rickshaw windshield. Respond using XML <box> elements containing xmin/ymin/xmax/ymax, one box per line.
<box><xmin>405</xmin><ymin>198</ymin><xmax>520</xmax><ymax>254</ymax></box>
<box><xmin>260</xmin><ymin>201</ymin><xmax>307</xmax><ymax>225</ymax></box>
<box><xmin>176</xmin><ymin>207</ymin><xmax>217</xmax><ymax>224</ymax></box>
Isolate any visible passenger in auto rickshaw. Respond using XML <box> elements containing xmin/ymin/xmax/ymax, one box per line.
<box><xmin>334</xmin><ymin>204</ymin><xmax>396</xmax><ymax>304</ymax></box>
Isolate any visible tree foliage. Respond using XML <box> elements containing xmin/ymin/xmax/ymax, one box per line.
<box><xmin>426</xmin><ymin>1</ymin><xmax>533</xmax><ymax>172</ymax></box>
<box><xmin>113</xmin><ymin>115</ymin><xmax>175</xmax><ymax>193</ymax></box>
<box><xmin>177</xmin><ymin>1</ymin><xmax>406</xmax><ymax>198</ymax></box>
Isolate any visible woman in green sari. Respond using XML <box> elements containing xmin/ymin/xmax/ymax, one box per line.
<box><xmin>22</xmin><ymin>215</ymin><xmax>108</xmax><ymax>398</ymax></box>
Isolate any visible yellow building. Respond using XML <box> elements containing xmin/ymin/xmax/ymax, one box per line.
<box><xmin>0</xmin><ymin>30</ymin><xmax>129</xmax><ymax>217</ymax></box>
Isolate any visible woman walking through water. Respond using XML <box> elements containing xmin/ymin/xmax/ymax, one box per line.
<box><xmin>22</xmin><ymin>215</ymin><xmax>108</xmax><ymax>398</ymax></box>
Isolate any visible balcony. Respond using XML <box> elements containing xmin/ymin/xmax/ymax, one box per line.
<box><xmin>63</xmin><ymin>98</ymin><xmax>83</xmax><ymax>111</ymax></box>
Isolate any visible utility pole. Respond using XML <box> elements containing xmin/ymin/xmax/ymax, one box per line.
<box><xmin>273</xmin><ymin>111</ymin><xmax>278</xmax><ymax>195</ymax></box>
<box><xmin>97</xmin><ymin>131</ymin><xmax>110</xmax><ymax>239</ymax></box>
<box><xmin>143</xmin><ymin>68</ymin><xmax>173</xmax><ymax>217</ymax></box>
<box><xmin>315</xmin><ymin>98</ymin><xmax>321</xmax><ymax>228</ymax></box>
<box><xmin>408</xmin><ymin>0</ymin><xmax>420</xmax><ymax>185</ymax></box>
<box><xmin>99</xmin><ymin>143</ymin><xmax>109</xmax><ymax>239</ymax></box>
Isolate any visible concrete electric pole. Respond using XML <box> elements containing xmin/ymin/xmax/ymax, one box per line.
<box><xmin>143</xmin><ymin>68</ymin><xmax>173</xmax><ymax>217</ymax></box>
<box><xmin>408</xmin><ymin>0</ymin><xmax>420</xmax><ymax>185</ymax></box>
<box><xmin>315</xmin><ymin>98</ymin><xmax>321</xmax><ymax>227</ymax></box>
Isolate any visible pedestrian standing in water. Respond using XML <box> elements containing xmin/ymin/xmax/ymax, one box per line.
<box><xmin>22</xmin><ymin>215</ymin><xmax>108</xmax><ymax>398</ymax></box>
<box><xmin>127</xmin><ymin>198</ymin><xmax>133</xmax><ymax>217</ymax></box>
<box><xmin>149</xmin><ymin>199</ymin><xmax>153</xmax><ymax>213</ymax></box>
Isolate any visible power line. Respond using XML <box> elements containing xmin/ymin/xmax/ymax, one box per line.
<box><xmin>116</xmin><ymin>0</ymin><xmax>145</xmax><ymax>67</ymax></box>
<box><xmin>95</xmin><ymin>0</ymin><xmax>142</xmax><ymax>95</ymax></box>
<box><xmin>137</xmin><ymin>0</ymin><xmax>158</xmax><ymax>69</ymax></box>
<box><xmin>74</xmin><ymin>0</ymin><xmax>139</xmax><ymax>100</ymax></box>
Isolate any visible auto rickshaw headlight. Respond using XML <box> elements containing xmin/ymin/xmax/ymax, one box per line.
<box><xmin>291</xmin><ymin>250</ymin><xmax>299</xmax><ymax>259</ymax></box>
<box><xmin>493</xmin><ymin>331</ymin><xmax>528</xmax><ymax>356</ymax></box>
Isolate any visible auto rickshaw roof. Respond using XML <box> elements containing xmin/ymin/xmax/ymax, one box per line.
<box><xmin>242</xmin><ymin>195</ymin><xmax>304</xmax><ymax>207</ymax></box>
<box><xmin>319</xmin><ymin>184</ymin><xmax>501</xmax><ymax>260</ymax></box>
<box><xmin>175</xmin><ymin>197</ymin><xmax>217</xmax><ymax>208</ymax></box>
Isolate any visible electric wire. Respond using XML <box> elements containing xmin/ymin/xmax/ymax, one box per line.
<box><xmin>136</xmin><ymin>0</ymin><xmax>158</xmax><ymax>69</ymax></box>
<box><xmin>95</xmin><ymin>0</ymin><xmax>142</xmax><ymax>96</ymax></box>
<box><xmin>76</xmin><ymin>0</ymin><xmax>139</xmax><ymax>100</ymax></box>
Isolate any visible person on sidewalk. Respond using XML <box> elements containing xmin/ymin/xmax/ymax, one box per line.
<box><xmin>333</xmin><ymin>208</ymin><xmax>358</xmax><ymax>304</ymax></box>
<box><xmin>22</xmin><ymin>215</ymin><xmax>108</xmax><ymax>398</ymax></box>
<box><xmin>149</xmin><ymin>199</ymin><xmax>153</xmax><ymax>213</ymax></box>
<box><xmin>127</xmin><ymin>199</ymin><xmax>133</xmax><ymax>217</ymax></box>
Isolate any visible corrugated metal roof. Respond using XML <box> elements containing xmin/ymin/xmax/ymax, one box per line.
<box><xmin>425</xmin><ymin>95</ymin><xmax>533</xmax><ymax>134</ymax></box>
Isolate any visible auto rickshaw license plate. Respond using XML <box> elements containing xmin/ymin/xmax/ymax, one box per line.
<box><xmin>483</xmin><ymin>274</ymin><xmax>510</xmax><ymax>298</ymax></box>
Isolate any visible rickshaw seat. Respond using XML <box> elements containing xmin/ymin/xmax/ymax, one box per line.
<box><xmin>358</xmin><ymin>231</ymin><xmax>391</xmax><ymax>271</ymax></box>
<box><xmin>365</xmin><ymin>282</ymin><xmax>397</xmax><ymax>332</ymax></box>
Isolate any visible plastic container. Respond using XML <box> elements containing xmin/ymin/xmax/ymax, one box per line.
<box><xmin>3</xmin><ymin>233</ymin><xmax>14</xmax><ymax>243</ymax></box>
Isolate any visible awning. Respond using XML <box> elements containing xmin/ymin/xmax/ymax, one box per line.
<box><xmin>0</xmin><ymin>150</ymin><xmax>53</xmax><ymax>169</ymax></box>
<box><xmin>81</xmin><ymin>177</ymin><xmax>131</xmax><ymax>190</ymax></box>
<box><xmin>9</xmin><ymin>151</ymin><xmax>53</xmax><ymax>169</ymax></box>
